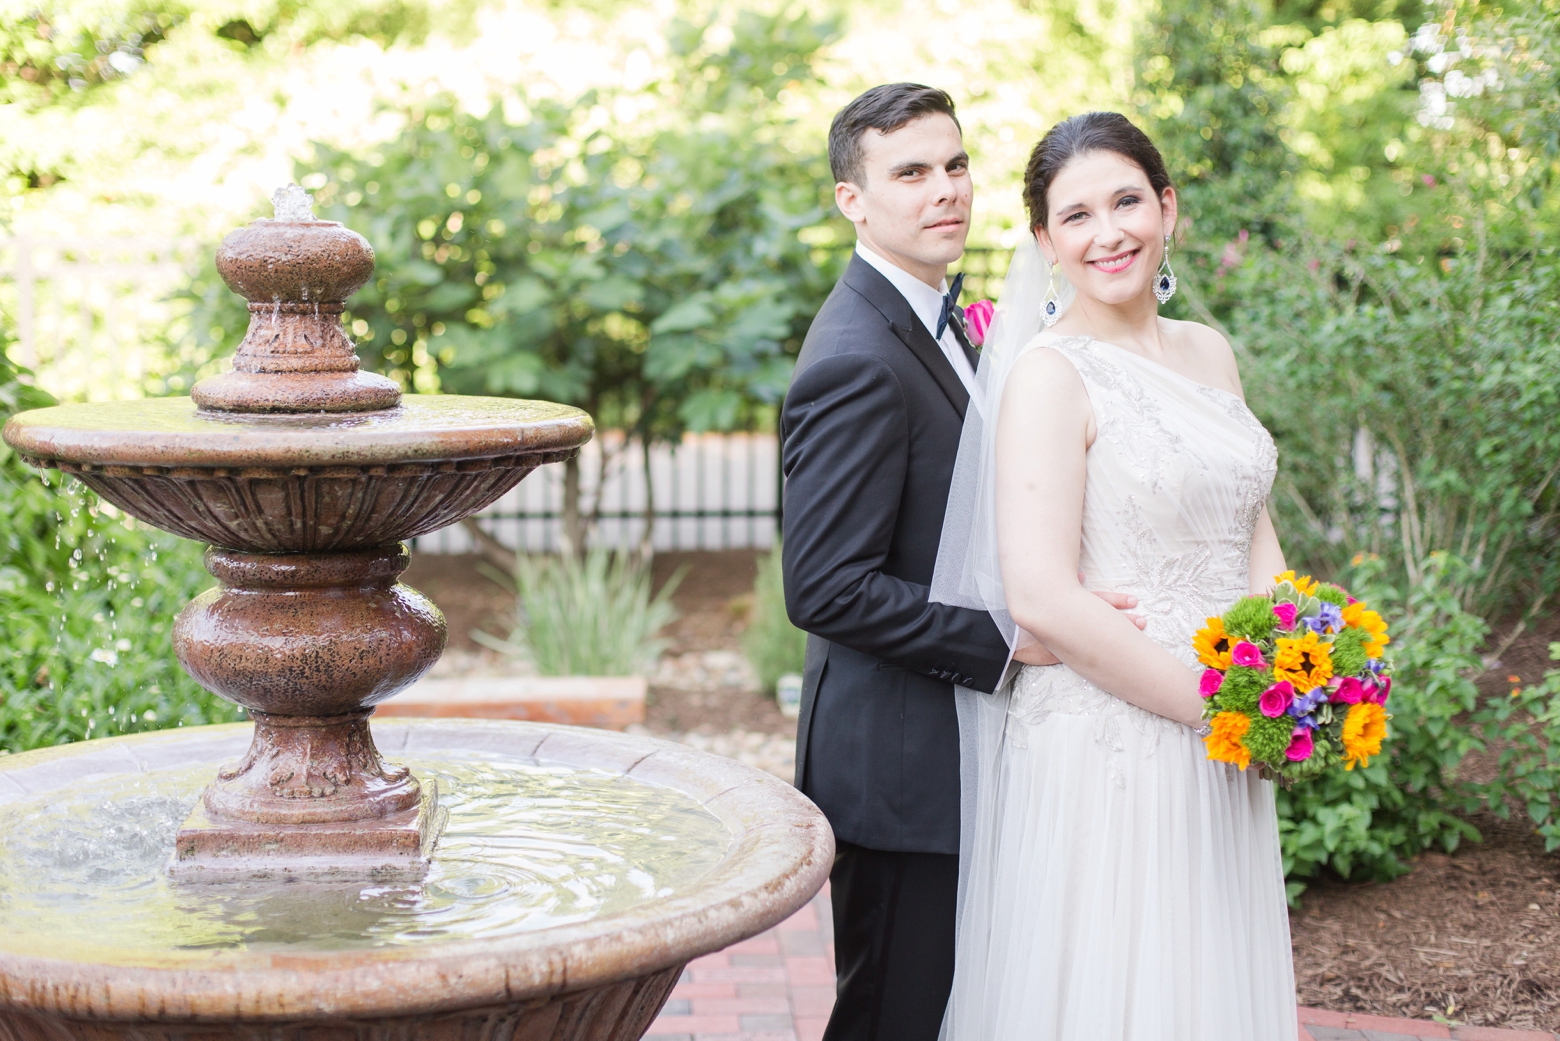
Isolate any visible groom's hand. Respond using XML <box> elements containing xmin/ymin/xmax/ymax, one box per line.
<box><xmin>1011</xmin><ymin>585</ymin><xmax>1146</xmax><ymax>667</ymax></box>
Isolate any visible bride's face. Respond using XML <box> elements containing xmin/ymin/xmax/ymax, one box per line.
<box><xmin>1036</xmin><ymin>150</ymin><xmax>1177</xmax><ymax>310</ymax></box>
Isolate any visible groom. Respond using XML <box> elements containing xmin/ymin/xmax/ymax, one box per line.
<box><xmin>781</xmin><ymin>85</ymin><xmax>1141</xmax><ymax>1040</ymax></box>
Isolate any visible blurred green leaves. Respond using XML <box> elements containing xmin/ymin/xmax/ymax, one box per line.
<box><xmin>186</xmin><ymin>7</ymin><xmax>846</xmax><ymax>451</ymax></box>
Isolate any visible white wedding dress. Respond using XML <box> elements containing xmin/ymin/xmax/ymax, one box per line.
<box><xmin>939</xmin><ymin>332</ymin><xmax>1298</xmax><ymax>1041</ymax></box>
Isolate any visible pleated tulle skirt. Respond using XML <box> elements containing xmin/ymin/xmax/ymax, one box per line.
<box><xmin>943</xmin><ymin>694</ymin><xmax>1298</xmax><ymax>1041</ymax></box>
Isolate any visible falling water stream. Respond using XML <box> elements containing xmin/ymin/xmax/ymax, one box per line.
<box><xmin>0</xmin><ymin>752</ymin><xmax>730</xmax><ymax>954</ymax></box>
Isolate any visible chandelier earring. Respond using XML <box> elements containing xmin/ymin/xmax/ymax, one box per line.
<box><xmin>1041</xmin><ymin>262</ymin><xmax>1063</xmax><ymax>327</ymax></box>
<box><xmin>1154</xmin><ymin>235</ymin><xmax>1178</xmax><ymax>305</ymax></box>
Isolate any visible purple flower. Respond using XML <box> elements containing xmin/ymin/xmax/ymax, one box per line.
<box><xmin>1259</xmin><ymin>680</ymin><xmax>1295</xmax><ymax>718</ymax></box>
<box><xmin>1272</xmin><ymin>603</ymin><xmax>1298</xmax><ymax>629</ymax></box>
<box><xmin>1199</xmin><ymin>669</ymin><xmax>1225</xmax><ymax>698</ymax></box>
<box><xmin>1286</xmin><ymin>727</ymin><xmax>1315</xmax><ymax>762</ymax></box>
<box><xmin>1307</xmin><ymin>602</ymin><xmax>1344</xmax><ymax>635</ymax></box>
<box><xmin>1287</xmin><ymin>688</ymin><xmax>1328</xmax><ymax>728</ymax></box>
<box><xmin>1232</xmin><ymin>641</ymin><xmax>1266</xmax><ymax>668</ymax></box>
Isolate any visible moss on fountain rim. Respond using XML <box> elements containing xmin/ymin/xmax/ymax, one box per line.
<box><xmin>2</xmin><ymin>395</ymin><xmax>594</xmax><ymax>470</ymax></box>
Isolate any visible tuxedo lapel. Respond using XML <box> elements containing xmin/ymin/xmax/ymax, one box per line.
<box><xmin>842</xmin><ymin>254</ymin><xmax>971</xmax><ymax>419</ymax></box>
<box><xmin>949</xmin><ymin>312</ymin><xmax>980</xmax><ymax>372</ymax></box>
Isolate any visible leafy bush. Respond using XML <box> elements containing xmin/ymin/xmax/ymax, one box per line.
<box><xmin>1276</xmin><ymin>553</ymin><xmax>1486</xmax><ymax>899</ymax></box>
<box><xmin>474</xmin><ymin>549</ymin><xmax>682</xmax><ymax>677</ymax></box>
<box><xmin>1228</xmin><ymin>246</ymin><xmax>1560</xmax><ymax>621</ymax></box>
<box><xmin>742</xmin><ymin>544</ymin><xmax>806</xmax><ymax>692</ymax></box>
<box><xmin>0</xmin><ymin>352</ymin><xmax>241</xmax><ymax>752</ymax></box>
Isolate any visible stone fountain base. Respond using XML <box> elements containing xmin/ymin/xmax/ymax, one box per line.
<box><xmin>168</xmin><ymin>781</ymin><xmax>443</xmax><ymax>883</ymax></box>
<box><xmin>0</xmin><ymin>965</ymin><xmax>682</xmax><ymax>1041</ymax></box>
<box><xmin>0</xmin><ymin>719</ymin><xmax>833</xmax><ymax>1041</ymax></box>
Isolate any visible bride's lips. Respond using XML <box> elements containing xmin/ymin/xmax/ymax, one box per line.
<box><xmin>1088</xmin><ymin>249</ymin><xmax>1139</xmax><ymax>274</ymax></box>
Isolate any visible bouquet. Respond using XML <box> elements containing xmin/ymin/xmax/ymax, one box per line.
<box><xmin>1194</xmin><ymin>571</ymin><xmax>1392</xmax><ymax>783</ymax></box>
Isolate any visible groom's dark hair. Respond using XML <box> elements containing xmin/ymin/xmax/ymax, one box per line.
<box><xmin>829</xmin><ymin>83</ymin><xmax>960</xmax><ymax>186</ymax></box>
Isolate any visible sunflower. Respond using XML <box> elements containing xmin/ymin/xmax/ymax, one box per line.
<box><xmin>1341</xmin><ymin>601</ymin><xmax>1390</xmax><ymax>658</ymax></box>
<box><xmin>1341</xmin><ymin>701</ymin><xmax>1388</xmax><ymax>770</ymax></box>
<box><xmin>1204</xmin><ymin>711</ymin><xmax>1252</xmax><ymax>770</ymax></box>
<box><xmin>1274</xmin><ymin>570</ymin><xmax>1320</xmax><ymax>596</ymax></box>
<box><xmin>1273</xmin><ymin>630</ymin><xmax>1334</xmax><ymax>693</ymax></box>
<box><xmin>1194</xmin><ymin>616</ymin><xmax>1234</xmax><ymax>670</ymax></box>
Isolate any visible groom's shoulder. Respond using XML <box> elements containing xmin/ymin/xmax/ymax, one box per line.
<box><xmin>796</xmin><ymin>265</ymin><xmax>905</xmax><ymax>370</ymax></box>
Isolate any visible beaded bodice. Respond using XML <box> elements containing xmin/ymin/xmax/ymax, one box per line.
<box><xmin>1009</xmin><ymin>334</ymin><xmax>1278</xmax><ymax>753</ymax></box>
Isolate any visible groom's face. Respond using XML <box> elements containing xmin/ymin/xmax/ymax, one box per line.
<box><xmin>835</xmin><ymin>113</ymin><xmax>972</xmax><ymax>287</ymax></box>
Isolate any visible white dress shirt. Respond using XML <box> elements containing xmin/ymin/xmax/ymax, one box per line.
<box><xmin>854</xmin><ymin>241</ymin><xmax>980</xmax><ymax>398</ymax></box>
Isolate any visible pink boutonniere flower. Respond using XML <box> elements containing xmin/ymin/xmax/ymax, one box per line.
<box><xmin>964</xmin><ymin>299</ymin><xmax>995</xmax><ymax>346</ymax></box>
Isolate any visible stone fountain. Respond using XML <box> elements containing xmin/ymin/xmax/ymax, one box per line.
<box><xmin>0</xmin><ymin>187</ymin><xmax>831</xmax><ymax>1039</ymax></box>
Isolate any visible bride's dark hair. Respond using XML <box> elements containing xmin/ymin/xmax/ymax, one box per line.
<box><xmin>1023</xmin><ymin>112</ymin><xmax>1173</xmax><ymax>230</ymax></box>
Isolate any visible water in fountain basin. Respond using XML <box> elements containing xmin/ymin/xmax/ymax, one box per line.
<box><xmin>0</xmin><ymin>752</ymin><xmax>730</xmax><ymax>953</ymax></box>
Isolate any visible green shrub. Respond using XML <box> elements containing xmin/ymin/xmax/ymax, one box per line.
<box><xmin>742</xmin><ymin>544</ymin><xmax>806</xmax><ymax>692</ymax></box>
<box><xmin>474</xmin><ymin>549</ymin><xmax>681</xmax><ymax>676</ymax></box>
<box><xmin>1276</xmin><ymin>552</ymin><xmax>1517</xmax><ymax>903</ymax></box>
<box><xmin>0</xmin><ymin>353</ymin><xmax>242</xmax><ymax>753</ymax></box>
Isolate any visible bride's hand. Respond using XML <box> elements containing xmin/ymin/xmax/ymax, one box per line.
<box><xmin>1012</xmin><ymin>586</ymin><xmax>1147</xmax><ymax>666</ymax></box>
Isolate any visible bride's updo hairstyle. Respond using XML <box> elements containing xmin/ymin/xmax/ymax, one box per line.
<box><xmin>1023</xmin><ymin>112</ymin><xmax>1173</xmax><ymax>230</ymax></box>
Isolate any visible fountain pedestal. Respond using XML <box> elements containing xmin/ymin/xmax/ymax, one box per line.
<box><xmin>168</xmin><ymin>543</ymin><xmax>446</xmax><ymax>879</ymax></box>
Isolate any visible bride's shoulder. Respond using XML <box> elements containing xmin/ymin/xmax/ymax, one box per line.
<box><xmin>1164</xmin><ymin>318</ymin><xmax>1244</xmax><ymax>396</ymax></box>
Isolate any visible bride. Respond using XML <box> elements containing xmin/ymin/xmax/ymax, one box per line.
<box><xmin>932</xmin><ymin>112</ymin><xmax>1298</xmax><ymax>1039</ymax></box>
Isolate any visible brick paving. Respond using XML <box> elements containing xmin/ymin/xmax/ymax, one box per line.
<box><xmin>645</xmin><ymin>883</ymin><xmax>1558</xmax><ymax>1041</ymax></box>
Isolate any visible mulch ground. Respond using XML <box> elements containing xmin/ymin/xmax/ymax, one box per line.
<box><xmin>405</xmin><ymin>548</ymin><xmax>1560</xmax><ymax>1031</ymax></box>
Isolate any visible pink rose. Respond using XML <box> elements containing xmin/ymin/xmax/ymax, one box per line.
<box><xmin>1259</xmin><ymin>680</ymin><xmax>1295</xmax><ymax>718</ymax></box>
<box><xmin>963</xmin><ymin>300</ymin><xmax>995</xmax><ymax>346</ymax></box>
<box><xmin>1232</xmin><ymin>641</ymin><xmax>1265</xmax><ymax>668</ymax></box>
<box><xmin>1365</xmin><ymin>676</ymin><xmax>1392</xmax><ymax>705</ymax></box>
<box><xmin>1199</xmin><ymin>669</ymin><xmax>1225</xmax><ymax>697</ymax></box>
<box><xmin>1272</xmin><ymin>603</ymin><xmax>1298</xmax><ymax>629</ymax></box>
<box><xmin>1332</xmin><ymin>677</ymin><xmax>1364</xmax><ymax>704</ymax></box>
<box><xmin>1286</xmin><ymin>727</ymin><xmax>1315</xmax><ymax>762</ymax></box>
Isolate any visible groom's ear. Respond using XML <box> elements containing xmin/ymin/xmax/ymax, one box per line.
<box><xmin>835</xmin><ymin>179</ymin><xmax>867</xmax><ymax>225</ymax></box>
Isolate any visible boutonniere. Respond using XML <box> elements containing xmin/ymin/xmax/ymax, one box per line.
<box><xmin>963</xmin><ymin>299</ymin><xmax>995</xmax><ymax>347</ymax></box>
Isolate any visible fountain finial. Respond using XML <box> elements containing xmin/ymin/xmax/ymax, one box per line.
<box><xmin>270</xmin><ymin>183</ymin><xmax>316</xmax><ymax>223</ymax></box>
<box><xmin>190</xmin><ymin>189</ymin><xmax>402</xmax><ymax>413</ymax></box>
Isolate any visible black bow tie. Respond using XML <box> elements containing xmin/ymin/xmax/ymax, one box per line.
<box><xmin>936</xmin><ymin>272</ymin><xmax>965</xmax><ymax>339</ymax></box>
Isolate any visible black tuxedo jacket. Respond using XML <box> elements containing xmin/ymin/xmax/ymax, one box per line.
<box><xmin>781</xmin><ymin>253</ymin><xmax>1011</xmax><ymax>855</ymax></box>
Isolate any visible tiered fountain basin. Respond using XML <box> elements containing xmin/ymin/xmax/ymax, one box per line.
<box><xmin>0</xmin><ymin>718</ymin><xmax>833</xmax><ymax>1039</ymax></box>
<box><xmin>4</xmin><ymin>395</ymin><xmax>597</xmax><ymax>882</ymax></box>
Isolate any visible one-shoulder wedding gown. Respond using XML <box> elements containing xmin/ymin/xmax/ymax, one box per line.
<box><xmin>942</xmin><ymin>334</ymin><xmax>1298</xmax><ymax>1041</ymax></box>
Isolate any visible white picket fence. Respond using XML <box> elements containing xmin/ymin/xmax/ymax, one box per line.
<box><xmin>416</xmin><ymin>429</ymin><xmax>781</xmax><ymax>553</ymax></box>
